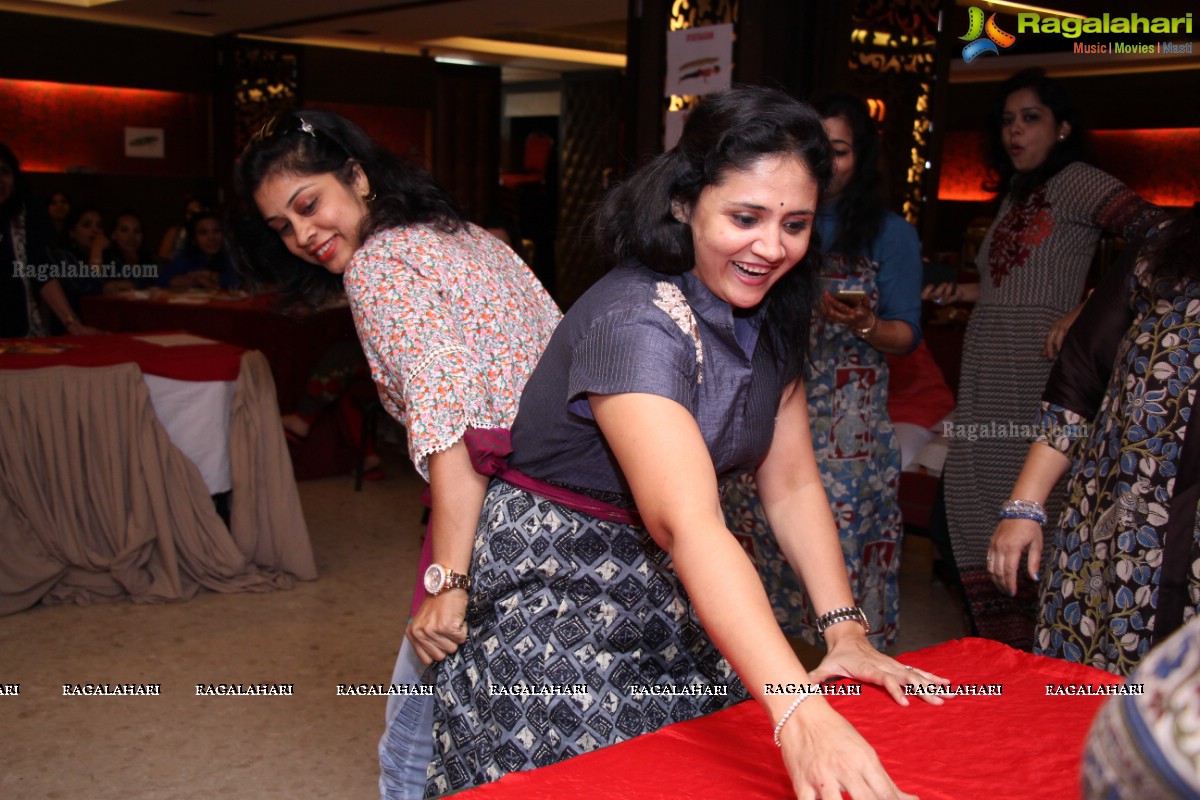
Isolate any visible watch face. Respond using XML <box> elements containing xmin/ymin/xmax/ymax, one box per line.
<box><xmin>423</xmin><ymin>564</ymin><xmax>445</xmax><ymax>595</ymax></box>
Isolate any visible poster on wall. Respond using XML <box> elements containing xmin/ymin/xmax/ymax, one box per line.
<box><xmin>664</xmin><ymin>23</ymin><xmax>733</xmax><ymax>97</ymax></box>
<box><xmin>125</xmin><ymin>127</ymin><xmax>165</xmax><ymax>159</ymax></box>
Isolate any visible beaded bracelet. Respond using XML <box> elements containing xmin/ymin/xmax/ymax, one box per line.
<box><xmin>998</xmin><ymin>499</ymin><xmax>1047</xmax><ymax>525</ymax></box>
<box><xmin>773</xmin><ymin>694</ymin><xmax>810</xmax><ymax>747</ymax></box>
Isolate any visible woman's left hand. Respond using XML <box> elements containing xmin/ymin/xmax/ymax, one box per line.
<box><xmin>810</xmin><ymin>631</ymin><xmax>952</xmax><ymax>706</ymax></box>
<box><xmin>819</xmin><ymin>291</ymin><xmax>874</xmax><ymax>329</ymax></box>
<box><xmin>1043</xmin><ymin>305</ymin><xmax>1083</xmax><ymax>360</ymax></box>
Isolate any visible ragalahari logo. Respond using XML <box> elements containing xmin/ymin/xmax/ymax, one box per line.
<box><xmin>961</xmin><ymin>6</ymin><xmax>1017</xmax><ymax>62</ymax></box>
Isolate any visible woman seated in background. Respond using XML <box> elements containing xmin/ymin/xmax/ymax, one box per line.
<box><xmin>989</xmin><ymin>205</ymin><xmax>1200</xmax><ymax>676</ymax></box>
<box><xmin>45</xmin><ymin>189</ymin><xmax>71</xmax><ymax>249</ymax></box>
<box><xmin>424</xmin><ymin>86</ymin><xmax>946</xmax><ymax>798</ymax></box>
<box><xmin>159</xmin><ymin>210</ymin><xmax>240</xmax><ymax>290</ymax></box>
<box><xmin>49</xmin><ymin>205</ymin><xmax>115</xmax><ymax>329</ymax></box>
<box><xmin>99</xmin><ymin>209</ymin><xmax>156</xmax><ymax>291</ymax></box>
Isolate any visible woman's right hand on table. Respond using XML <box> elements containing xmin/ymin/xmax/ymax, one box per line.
<box><xmin>779</xmin><ymin>698</ymin><xmax>915</xmax><ymax>800</ymax></box>
<box><xmin>407</xmin><ymin>590</ymin><xmax>468</xmax><ymax>665</ymax></box>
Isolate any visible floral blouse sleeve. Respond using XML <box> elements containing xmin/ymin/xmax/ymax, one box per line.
<box><xmin>345</xmin><ymin>226</ymin><xmax>554</xmax><ymax>480</ymax></box>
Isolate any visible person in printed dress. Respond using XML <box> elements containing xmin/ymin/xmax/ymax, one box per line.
<box><xmin>425</xmin><ymin>87</ymin><xmax>948</xmax><ymax>799</ymax></box>
<box><xmin>232</xmin><ymin>110</ymin><xmax>560</xmax><ymax>799</ymax></box>
<box><xmin>989</xmin><ymin>206</ymin><xmax>1200</xmax><ymax>675</ymax></box>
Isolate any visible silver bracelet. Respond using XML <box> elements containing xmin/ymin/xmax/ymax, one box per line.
<box><xmin>773</xmin><ymin>694</ymin><xmax>810</xmax><ymax>747</ymax></box>
<box><xmin>815</xmin><ymin>606</ymin><xmax>870</xmax><ymax>637</ymax></box>
<box><xmin>998</xmin><ymin>499</ymin><xmax>1047</xmax><ymax>525</ymax></box>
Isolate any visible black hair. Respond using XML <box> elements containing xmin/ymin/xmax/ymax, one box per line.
<box><xmin>109</xmin><ymin>208</ymin><xmax>143</xmax><ymax>236</ymax></box>
<box><xmin>813</xmin><ymin>92</ymin><xmax>884</xmax><ymax>258</ymax></box>
<box><xmin>0</xmin><ymin>142</ymin><xmax>27</xmax><ymax>224</ymax></box>
<box><xmin>182</xmin><ymin>209</ymin><xmax>226</xmax><ymax>261</ymax></box>
<box><xmin>593</xmin><ymin>85</ymin><xmax>832</xmax><ymax>382</ymax></box>
<box><xmin>232</xmin><ymin>109</ymin><xmax>462</xmax><ymax>305</ymax></box>
<box><xmin>984</xmin><ymin>68</ymin><xmax>1089</xmax><ymax>203</ymax></box>
<box><xmin>63</xmin><ymin>205</ymin><xmax>103</xmax><ymax>249</ymax></box>
<box><xmin>1143</xmin><ymin>203</ymin><xmax>1200</xmax><ymax>293</ymax></box>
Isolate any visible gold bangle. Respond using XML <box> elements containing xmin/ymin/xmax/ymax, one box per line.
<box><xmin>852</xmin><ymin>315</ymin><xmax>877</xmax><ymax>340</ymax></box>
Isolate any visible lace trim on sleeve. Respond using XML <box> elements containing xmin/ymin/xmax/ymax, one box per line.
<box><xmin>405</xmin><ymin>343</ymin><xmax>472</xmax><ymax>386</ymax></box>
<box><xmin>652</xmin><ymin>281</ymin><xmax>703</xmax><ymax>385</ymax></box>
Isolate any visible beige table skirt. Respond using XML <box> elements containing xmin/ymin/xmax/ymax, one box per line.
<box><xmin>0</xmin><ymin>351</ymin><xmax>317</xmax><ymax>615</ymax></box>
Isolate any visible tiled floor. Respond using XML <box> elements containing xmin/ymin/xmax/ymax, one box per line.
<box><xmin>0</xmin><ymin>445</ymin><xmax>968</xmax><ymax>799</ymax></box>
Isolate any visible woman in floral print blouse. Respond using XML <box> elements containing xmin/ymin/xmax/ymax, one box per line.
<box><xmin>989</xmin><ymin>206</ymin><xmax>1200</xmax><ymax>675</ymax></box>
<box><xmin>234</xmin><ymin>110</ymin><xmax>560</xmax><ymax>799</ymax></box>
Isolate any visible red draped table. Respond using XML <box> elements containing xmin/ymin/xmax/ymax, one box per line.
<box><xmin>81</xmin><ymin>291</ymin><xmax>359</xmax><ymax>413</ymax></box>
<box><xmin>458</xmin><ymin>638</ymin><xmax>1119</xmax><ymax>799</ymax></box>
<box><xmin>82</xmin><ymin>292</ymin><xmax>368</xmax><ymax>479</ymax></box>
<box><xmin>0</xmin><ymin>332</ymin><xmax>316</xmax><ymax>615</ymax></box>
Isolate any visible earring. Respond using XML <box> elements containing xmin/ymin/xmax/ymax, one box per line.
<box><xmin>1057</xmin><ymin>134</ymin><xmax>1066</xmax><ymax>141</ymax></box>
<box><xmin>362</xmin><ymin>189</ymin><xmax>377</xmax><ymax>202</ymax></box>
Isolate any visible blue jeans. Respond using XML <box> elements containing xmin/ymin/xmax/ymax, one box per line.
<box><xmin>378</xmin><ymin>637</ymin><xmax>435</xmax><ymax>800</ymax></box>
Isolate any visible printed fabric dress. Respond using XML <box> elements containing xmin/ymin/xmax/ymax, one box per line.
<box><xmin>945</xmin><ymin>162</ymin><xmax>1165</xmax><ymax>648</ymax></box>
<box><xmin>1083</xmin><ymin>615</ymin><xmax>1200</xmax><ymax>797</ymax></box>
<box><xmin>722</xmin><ymin>208</ymin><xmax>921</xmax><ymax>648</ymax></box>
<box><xmin>424</xmin><ymin>264</ymin><xmax>788</xmax><ymax>796</ymax></box>
<box><xmin>1033</xmin><ymin>235</ymin><xmax>1200</xmax><ymax>675</ymax></box>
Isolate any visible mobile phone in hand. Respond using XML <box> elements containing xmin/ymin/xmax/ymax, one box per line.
<box><xmin>833</xmin><ymin>289</ymin><xmax>867</xmax><ymax>307</ymax></box>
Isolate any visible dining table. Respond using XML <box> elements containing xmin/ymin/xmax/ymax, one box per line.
<box><xmin>0</xmin><ymin>332</ymin><xmax>317</xmax><ymax>616</ymax></box>
<box><xmin>82</xmin><ymin>289</ymin><xmax>369</xmax><ymax>479</ymax></box>
<box><xmin>455</xmin><ymin>637</ymin><xmax>1122</xmax><ymax>799</ymax></box>
<box><xmin>81</xmin><ymin>289</ymin><xmax>360</xmax><ymax>414</ymax></box>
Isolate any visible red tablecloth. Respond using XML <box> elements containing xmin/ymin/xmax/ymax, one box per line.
<box><xmin>81</xmin><ymin>293</ymin><xmax>358</xmax><ymax>411</ymax></box>
<box><xmin>0</xmin><ymin>332</ymin><xmax>244</xmax><ymax>382</ymax></box>
<box><xmin>459</xmin><ymin>638</ymin><xmax>1121</xmax><ymax>799</ymax></box>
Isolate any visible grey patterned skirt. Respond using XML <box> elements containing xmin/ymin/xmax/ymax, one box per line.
<box><xmin>424</xmin><ymin>479</ymin><xmax>748</xmax><ymax>797</ymax></box>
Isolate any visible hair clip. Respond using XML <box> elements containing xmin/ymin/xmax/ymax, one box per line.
<box><xmin>298</xmin><ymin>118</ymin><xmax>316</xmax><ymax>137</ymax></box>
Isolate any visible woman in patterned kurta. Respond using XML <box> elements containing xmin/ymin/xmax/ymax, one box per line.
<box><xmin>234</xmin><ymin>110</ymin><xmax>560</xmax><ymax>800</ymax></box>
<box><xmin>425</xmin><ymin>87</ymin><xmax>948</xmax><ymax>800</ymax></box>
<box><xmin>722</xmin><ymin>93</ymin><xmax>922</xmax><ymax>648</ymax></box>
<box><xmin>925</xmin><ymin>69</ymin><xmax>1164</xmax><ymax>647</ymax></box>
<box><xmin>989</xmin><ymin>209</ymin><xmax>1200</xmax><ymax>675</ymax></box>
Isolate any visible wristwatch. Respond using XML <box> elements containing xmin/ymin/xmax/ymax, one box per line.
<box><xmin>815</xmin><ymin>606</ymin><xmax>871</xmax><ymax>637</ymax></box>
<box><xmin>423</xmin><ymin>563</ymin><xmax>470</xmax><ymax>596</ymax></box>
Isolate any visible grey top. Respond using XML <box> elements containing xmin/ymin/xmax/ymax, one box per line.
<box><xmin>509</xmin><ymin>262</ymin><xmax>788</xmax><ymax>500</ymax></box>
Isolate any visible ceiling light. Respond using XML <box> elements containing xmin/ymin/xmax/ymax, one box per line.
<box><xmin>964</xmin><ymin>0</ymin><xmax>1086</xmax><ymax>19</ymax></box>
<box><xmin>424</xmin><ymin>37</ymin><xmax>625</xmax><ymax>68</ymax></box>
<box><xmin>21</xmin><ymin>0</ymin><xmax>122</xmax><ymax>6</ymax></box>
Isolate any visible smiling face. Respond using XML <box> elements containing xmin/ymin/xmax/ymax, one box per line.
<box><xmin>822</xmin><ymin>115</ymin><xmax>856</xmax><ymax>201</ymax></box>
<box><xmin>681</xmin><ymin>153</ymin><xmax>819</xmax><ymax>310</ymax></box>
<box><xmin>253</xmin><ymin>166</ymin><xmax>370</xmax><ymax>275</ymax></box>
<box><xmin>112</xmin><ymin>214</ymin><xmax>143</xmax><ymax>254</ymax></box>
<box><xmin>1001</xmin><ymin>87</ymin><xmax>1070</xmax><ymax>173</ymax></box>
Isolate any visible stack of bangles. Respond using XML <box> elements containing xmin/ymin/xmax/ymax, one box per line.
<box><xmin>998</xmin><ymin>499</ymin><xmax>1047</xmax><ymax>525</ymax></box>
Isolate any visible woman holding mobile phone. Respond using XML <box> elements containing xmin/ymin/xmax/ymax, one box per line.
<box><xmin>723</xmin><ymin>92</ymin><xmax>922</xmax><ymax>648</ymax></box>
